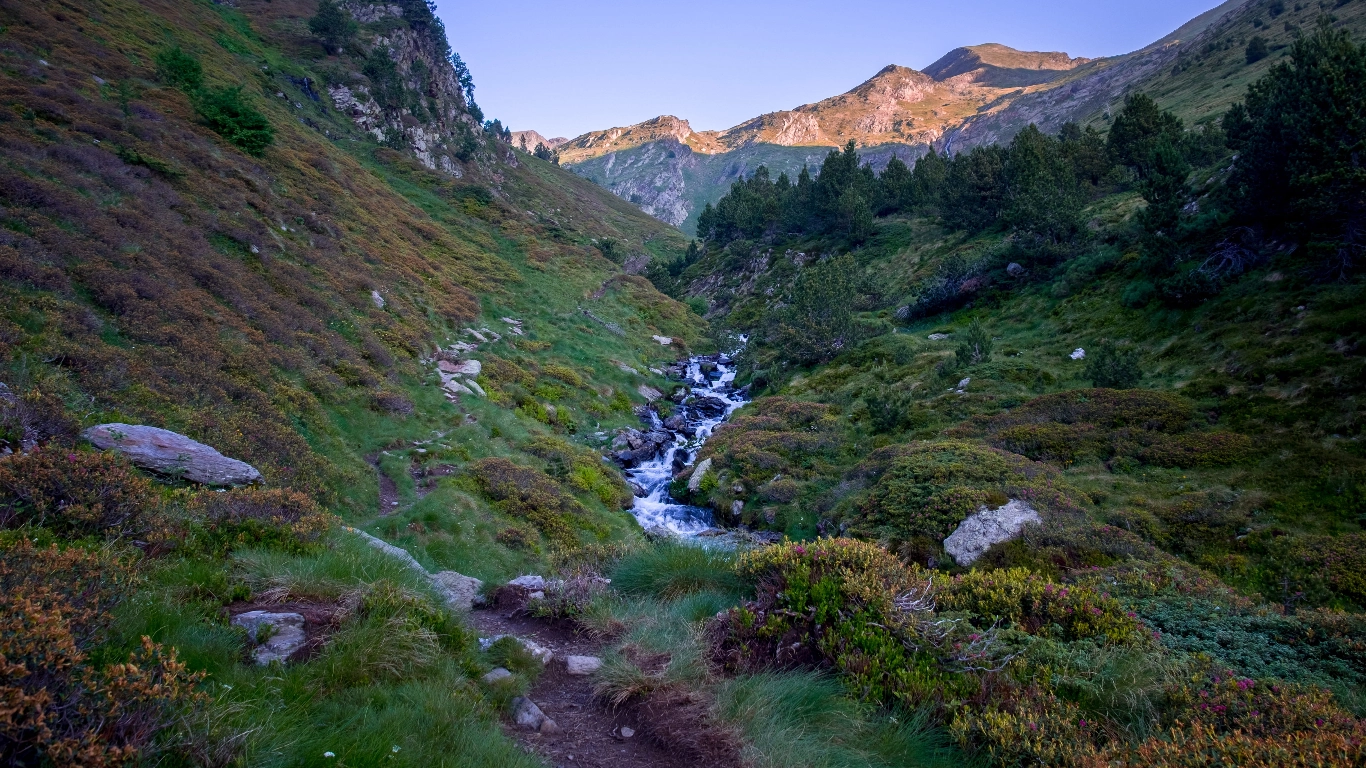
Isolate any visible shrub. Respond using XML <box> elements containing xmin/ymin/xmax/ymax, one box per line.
<box><xmin>1137</xmin><ymin>431</ymin><xmax>1256</xmax><ymax>467</ymax></box>
<box><xmin>713</xmin><ymin>539</ymin><xmax>977</xmax><ymax>708</ymax></box>
<box><xmin>188</xmin><ymin>487</ymin><xmax>335</xmax><ymax>555</ymax></box>
<box><xmin>949</xmin><ymin>690</ymin><xmax>1098</xmax><ymax>768</ymax></box>
<box><xmin>1085</xmin><ymin>340</ymin><xmax>1142</xmax><ymax>389</ymax></box>
<box><xmin>0</xmin><ymin>540</ymin><xmax>206</xmax><ymax>765</ymax></box>
<box><xmin>523</xmin><ymin>435</ymin><xmax>632</xmax><ymax>509</ymax></box>
<box><xmin>154</xmin><ymin>46</ymin><xmax>202</xmax><ymax>91</ymax></box>
<box><xmin>193</xmin><ymin>87</ymin><xmax>274</xmax><ymax>156</ymax></box>
<box><xmin>955</xmin><ymin>319</ymin><xmax>993</xmax><ymax>366</ymax></box>
<box><xmin>0</xmin><ymin>387</ymin><xmax>77</xmax><ymax>453</ymax></box>
<box><xmin>1096</xmin><ymin>721</ymin><xmax>1364</xmax><ymax>767</ymax></box>
<box><xmin>842</xmin><ymin>441</ymin><xmax>1086</xmax><ymax>548</ymax></box>
<box><xmin>463</xmin><ymin>458</ymin><xmax>597</xmax><ymax>548</ymax></box>
<box><xmin>0</xmin><ymin>448</ymin><xmax>155</xmax><ymax>538</ymax></box>
<box><xmin>308</xmin><ymin>0</ymin><xmax>357</xmax><ymax>54</ymax></box>
<box><xmin>1246</xmin><ymin>35</ymin><xmax>1270</xmax><ymax>64</ymax></box>
<box><xmin>938</xmin><ymin>568</ymin><xmax>1148</xmax><ymax>644</ymax></box>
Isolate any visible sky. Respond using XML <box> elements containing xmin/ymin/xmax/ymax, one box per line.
<box><xmin>435</xmin><ymin>0</ymin><xmax>1229</xmax><ymax>140</ymax></box>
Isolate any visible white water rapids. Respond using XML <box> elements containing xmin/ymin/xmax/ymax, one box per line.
<box><xmin>625</xmin><ymin>355</ymin><xmax>749</xmax><ymax>535</ymax></box>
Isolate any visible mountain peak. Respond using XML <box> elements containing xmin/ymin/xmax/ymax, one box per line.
<box><xmin>925</xmin><ymin>44</ymin><xmax>1090</xmax><ymax>86</ymax></box>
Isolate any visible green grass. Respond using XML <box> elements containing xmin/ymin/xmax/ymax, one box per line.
<box><xmin>714</xmin><ymin>672</ymin><xmax>970</xmax><ymax>768</ymax></box>
<box><xmin>609</xmin><ymin>541</ymin><xmax>748</xmax><ymax>600</ymax></box>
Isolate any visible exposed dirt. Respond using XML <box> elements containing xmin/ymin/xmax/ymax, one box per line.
<box><xmin>412</xmin><ymin>462</ymin><xmax>458</xmax><ymax>499</ymax></box>
<box><xmin>225</xmin><ymin>600</ymin><xmax>344</xmax><ymax>662</ymax></box>
<box><xmin>468</xmin><ymin>602</ymin><xmax>740</xmax><ymax>768</ymax></box>
<box><xmin>367</xmin><ymin>454</ymin><xmax>402</xmax><ymax>516</ymax></box>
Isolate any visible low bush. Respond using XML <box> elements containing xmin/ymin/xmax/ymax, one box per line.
<box><xmin>0</xmin><ymin>387</ymin><xmax>77</xmax><ymax>453</ymax></box>
<box><xmin>193</xmin><ymin>87</ymin><xmax>274</xmax><ymax>156</ymax></box>
<box><xmin>841</xmin><ymin>441</ymin><xmax>1087</xmax><ymax>551</ymax></box>
<box><xmin>523</xmin><ymin>435</ymin><xmax>633</xmax><ymax>509</ymax></box>
<box><xmin>0</xmin><ymin>539</ymin><xmax>205</xmax><ymax>765</ymax></box>
<box><xmin>462</xmin><ymin>458</ymin><xmax>598</xmax><ymax>548</ymax></box>
<box><xmin>0</xmin><ymin>448</ymin><xmax>155</xmax><ymax>538</ymax></box>
<box><xmin>188</xmin><ymin>486</ymin><xmax>335</xmax><ymax>555</ymax></box>
<box><xmin>938</xmin><ymin>568</ymin><xmax>1148</xmax><ymax>644</ymax></box>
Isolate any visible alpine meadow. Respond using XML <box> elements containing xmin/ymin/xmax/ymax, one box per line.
<box><xmin>1</xmin><ymin>0</ymin><xmax>1365</xmax><ymax>767</ymax></box>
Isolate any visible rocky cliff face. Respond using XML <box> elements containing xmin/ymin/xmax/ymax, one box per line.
<box><xmin>510</xmin><ymin>130</ymin><xmax>567</xmax><ymax>152</ymax></box>
<box><xmin>326</xmin><ymin>2</ymin><xmax>480</xmax><ymax>175</ymax></box>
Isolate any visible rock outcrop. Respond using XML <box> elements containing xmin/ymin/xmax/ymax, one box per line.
<box><xmin>942</xmin><ymin>500</ymin><xmax>1042</xmax><ymax>566</ymax></box>
<box><xmin>82</xmin><ymin>424</ymin><xmax>262</xmax><ymax>485</ymax></box>
<box><xmin>233</xmin><ymin>611</ymin><xmax>307</xmax><ymax>664</ymax></box>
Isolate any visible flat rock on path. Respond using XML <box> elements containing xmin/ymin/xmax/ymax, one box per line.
<box><xmin>83</xmin><ymin>423</ymin><xmax>262</xmax><ymax>485</ymax></box>
<box><xmin>469</xmin><ymin>607</ymin><xmax>706</xmax><ymax>768</ymax></box>
<box><xmin>232</xmin><ymin>611</ymin><xmax>306</xmax><ymax>664</ymax></box>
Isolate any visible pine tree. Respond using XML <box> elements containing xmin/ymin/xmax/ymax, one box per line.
<box><xmin>308</xmin><ymin>0</ymin><xmax>357</xmax><ymax>55</ymax></box>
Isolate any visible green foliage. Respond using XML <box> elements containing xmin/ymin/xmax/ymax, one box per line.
<box><xmin>362</xmin><ymin>47</ymin><xmax>405</xmax><ymax>110</ymax></box>
<box><xmin>193</xmin><ymin>86</ymin><xmax>274</xmax><ymax>156</ymax></box>
<box><xmin>462</xmin><ymin>457</ymin><xmax>600</xmax><ymax>549</ymax></box>
<box><xmin>1246</xmin><ymin>35</ymin><xmax>1271</xmax><ymax>64</ymax></box>
<box><xmin>842</xmin><ymin>441</ymin><xmax>1085</xmax><ymax>549</ymax></box>
<box><xmin>610</xmin><ymin>541</ymin><xmax>745</xmax><ymax>599</ymax></box>
<box><xmin>0</xmin><ymin>448</ymin><xmax>155</xmax><ymax>539</ymax></box>
<box><xmin>186</xmin><ymin>487</ymin><xmax>334</xmax><ymax>555</ymax></box>
<box><xmin>1084</xmin><ymin>340</ymin><xmax>1142</xmax><ymax>389</ymax></box>
<box><xmin>766</xmin><ymin>254</ymin><xmax>859</xmax><ymax>366</ymax></box>
<box><xmin>939</xmin><ymin>568</ymin><xmax>1148</xmax><ymax>644</ymax></box>
<box><xmin>154</xmin><ymin>46</ymin><xmax>203</xmax><ymax>91</ymax></box>
<box><xmin>308</xmin><ymin>0</ymin><xmax>357</xmax><ymax>54</ymax></box>
<box><xmin>955</xmin><ymin>319</ymin><xmax>993</xmax><ymax>367</ymax></box>
<box><xmin>1227</xmin><ymin>22</ymin><xmax>1366</xmax><ymax>276</ymax></box>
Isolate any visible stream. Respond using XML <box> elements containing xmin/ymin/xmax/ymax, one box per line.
<box><xmin>624</xmin><ymin>353</ymin><xmax>749</xmax><ymax>535</ymax></box>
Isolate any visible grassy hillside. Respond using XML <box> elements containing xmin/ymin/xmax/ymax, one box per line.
<box><xmin>0</xmin><ymin>0</ymin><xmax>708</xmax><ymax>763</ymax></box>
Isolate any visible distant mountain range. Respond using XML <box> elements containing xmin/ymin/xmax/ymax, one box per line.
<box><xmin>525</xmin><ymin>0</ymin><xmax>1258</xmax><ymax>233</ymax></box>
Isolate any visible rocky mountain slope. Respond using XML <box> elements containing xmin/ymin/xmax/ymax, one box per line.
<box><xmin>562</xmin><ymin>0</ymin><xmax>1280</xmax><ymax>233</ymax></box>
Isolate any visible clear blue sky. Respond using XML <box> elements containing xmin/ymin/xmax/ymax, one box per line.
<box><xmin>435</xmin><ymin>0</ymin><xmax>1228</xmax><ymax>140</ymax></box>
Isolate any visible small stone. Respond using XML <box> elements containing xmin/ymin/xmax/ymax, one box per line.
<box><xmin>731</xmin><ymin>499</ymin><xmax>744</xmax><ymax>517</ymax></box>
<box><xmin>687</xmin><ymin>458</ymin><xmax>712</xmax><ymax>492</ymax></box>
<box><xmin>512</xmin><ymin>697</ymin><xmax>546</xmax><ymax>730</ymax></box>
<box><xmin>1070</xmin><ymin>348</ymin><xmax>1086</xmax><ymax>360</ymax></box>
<box><xmin>928</xmin><ymin>333</ymin><xmax>950</xmax><ymax>341</ymax></box>
<box><xmin>508</xmin><ymin>574</ymin><xmax>545</xmax><ymax>590</ymax></box>
<box><xmin>565</xmin><ymin>655</ymin><xmax>602</xmax><ymax>675</ymax></box>
<box><xmin>232</xmin><ymin>611</ymin><xmax>306</xmax><ymax>665</ymax></box>
<box><xmin>957</xmin><ymin>377</ymin><xmax>971</xmax><ymax>390</ymax></box>
<box><xmin>482</xmin><ymin>667</ymin><xmax>513</xmax><ymax>684</ymax></box>
<box><xmin>652</xmin><ymin>335</ymin><xmax>673</xmax><ymax>345</ymax></box>
<box><xmin>539</xmin><ymin>717</ymin><xmax>561</xmax><ymax>734</ymax></box>
<box><xmin>527</xmin><ymin>590</ymin><xmax>545</xmax><ymax>600</ymax></box>
<box><xmin>637</xmin><ymin>384</ymin><xmax>663</xmax><ymax>402</ymax></box>
<box><xmin>620</xmin><ymin>726</ymin><xmax>635</xmax><ymax>739</ymax></box>
<box><xmin>371</xmin><ymin>290</ymin><xmax>386</xmax><ymax>308</ymax></box>
<box><xmin>1006</xmin><ymin>262</ymin><xmax>1026</xmax><ymax>277</ymax></box>
<box><xmin>430</xmin><ymin>571</ymin><xmax>483</xmax><ymax>611</ymax></box>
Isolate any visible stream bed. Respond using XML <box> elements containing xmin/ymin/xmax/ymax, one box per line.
<box><xmin>621</xmin><ymin>353</ymin><xmax>749</xmax><ymax>536</ymax></box>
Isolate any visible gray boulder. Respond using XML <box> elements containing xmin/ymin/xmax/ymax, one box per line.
<box><xmin>565</xmin><ymin>655</ymin><xmax>602</xmax><ymax>675</ymax></box>
<box><xmin>232</xmin><ymin>611</ymin><xmax>306</xmax><ymax>664</ymax></box>
<box><xmin>83</xmin><ymin>424</ymin><xmax>262</xmax><ymax>485</ymax></box>
<box><xmin>942</xmin><ymin>500</ymin><xmax>1042</xmax><ymax>566</ymax></box>
<box><xmin>482</xmin><ymin>667</ymin><xmax>513</xmax><ymax>684</ymax></box>
<box><xmin>431</xmin><ymin>570</ymin><xmax>484</xmax><ymax>611</ymax></box>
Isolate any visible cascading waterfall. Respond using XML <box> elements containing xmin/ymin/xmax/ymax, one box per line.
<box><xmin>625</xmin><ymin>353</ymin><xmax>749</xmax><ymax>535</ymax></box>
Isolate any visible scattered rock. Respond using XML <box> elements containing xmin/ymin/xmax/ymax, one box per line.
<box><xmin>464</xmin><ymin>379</ymin><xmax>486</xmax><ymax>397</ymax></box>
<box><xmin>371</xmin><ymin>289</ymin><xmax>386</xmax><ymax>308</ymax></box>
<box><xmin>637</xmin><ymin>384</ymin><xmax>664</xmax><ymax>402</ymax></box>
<box><xmin>731</xmin><ymin>499</ymin><xmax>744</xmax><ymax>518</ymax></box>
<box><xmin>482</xmin><ymin>667</ymin><xmax>513</xmax><ymax>684</ymax></box>
<box><xmin>430</xmin><ymin>571</ymin><xmax>484</xmax><ymax>611</ymax></box>
<box><xmin>539</xmin><ymin>717</ymin><xmax>561</xmax><ymax>735</ymax></box>
<box><xmin>465</xmin><ymin>328</ymin><xmax>489</xmax><ymax>343</ymax></box>
<box><xmin>942</xmin><ymin>499</ymin><xmax>1043</xmax><ymax>566</ymax></box>
<box><xmin>443</xmin><ymin>380</ymin><xmax>473</xmax><ymax>396</ymax></box>
<box><xmin>1070</xmin><ymin>348</ymin><xmax>1086</xmax><ymax>360</ymax></box>
<box><xmin>687</xmin><ymin>458</ymin><xmax>713</xmax><ymax>492</ymax></box>
<box><xmin>512</xmin><ymin>696</ymin><xmax>549</xmax><ymax>730</ymax></box>
<box><xmin>438</xmin><ymin>359</ymin><xmax>481</xmax><ymax>376</ymax></box>
<box><xmin>956</xmin><ymin>377</ymin><xmax>971</xmax><ymax>392</ymax></box>
<box><xmin>565</xmin><ymin>655</ymin><xmax>603</xmax><ymax>675</ymax></box>
<box><xmin>508</xmin><ymin>574</ymin><xmax>546</xmax><ymax>590</ymax></box>
<box><xmin>1006</xmin><ymin>262</ymin><xmax>1026</xmax><ymax>278</ymax></box>
<box><xmin>479</xmin><ymin>635</ymin><xmax>553</xmax><ymax>665</ymax></box>
<box><xmin>643</xmin><ymin>524</ymin><xmax>679</xmax><ymax>542</ymax></box>
<box><xmin>346</xmin><ymin>526</ymin><xmax>426</xmax><ymax>571</ymax></box>
<box><xmin>82</xmin><ymin>424</ymin><xmax>263</xmax><ymax>485</ymax></box>
<box><xmin>616</xmin><ymin>362</ymin><xmax>641</xmax><ymax>375</ymax></box>
<box><xmin>619</xmin><ymin>726</ymin><xmax>636</xmax><ymax>739</ymax></box>
<box><xmin>652</xmin><ymin>335</ymin><xmax>673</xmax><ymax>345</ymax></box>
<box><xmin>629</xmin><ymin>481</ymin><xmax>649</xmax><ymax>498</ymax></box>
<box><xmin>690</xmin><ymin>396</ymin><xmax>729</xmax><ymax>418</ymax></box>
<box><xmin>232</xmin><ymin>611</ymin><xmax>306</xmax><ymax>664</ymax></box>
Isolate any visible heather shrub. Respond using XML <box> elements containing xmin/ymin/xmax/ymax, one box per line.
<box><xmin>841</xmin><ymin>441</ymin><xmax>1086</xmax><ymax>550</ymax></box>
<box><xmin>0</xmin><ymin>448</ymin><xmax>155</xmax><ymax>538</ymax></box>
<box><xmin>462</xmin><ymin>458</ymin><xmax>600</xmax><ymax>548</ymax></box>
<box><xmin>523</xmin><ymin>435</ymin><xmax>632</xmax><ymax>509</ymax></box>
<box><xmin>939</xmin><ymin>568</ymin><xmax>1148</xmax><ymax>644</ymax></box>
<box><xmin>154</xmin><ymin>46</ymin><xmax>203</xmax><ymax>91</ymax></box>
<box><xmin>948</xmin><ymin>690</ymin><xmax>1098</xmax><ymax>768</ymax></box>
<box><xmin>187</xmin><ymin>487</ymin><xmax>334</xmax><ymax>555</ymax></box>
<box><xmin>1084</xmin><ymin>340</ymin><xmax>1142</xmax><ymax>389</ymax></box>
<box><xmin>0</xmin><ymin>540</ymin><xmax>206</xmax><ymax>765</ymax></box>
<box><xmin>713</xmin><ymin>539</ymin><xmax>976</xmax><ymax>707</ymax></box>
<box><xmin>1093</xmin><ymin>721</ymin><xmax>1365</xmax><ymax>767</ymax></box>
<box><xmin>0</xmin><ymin>387</ymin><xmax>77</xmax><ymax>453</ymax></box>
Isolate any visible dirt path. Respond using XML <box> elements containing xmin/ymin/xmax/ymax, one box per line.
<box><xmin>468</xmin><ymin>605</ymin><xmax>698</xmax><ymax>768</ymax></box>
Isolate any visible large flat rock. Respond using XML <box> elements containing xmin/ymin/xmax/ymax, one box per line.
<box><xmin>83</xmin><ymin>423</ymin><xmax>262</xmax><ymax>485</ymax></box>
<box><xmin>943</xmin><ymin>499</ymin><xmax>1042</xmax><ymax>566</ymax></box>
